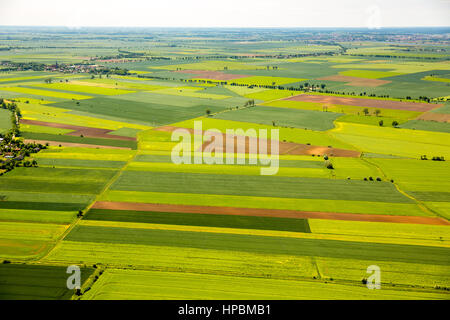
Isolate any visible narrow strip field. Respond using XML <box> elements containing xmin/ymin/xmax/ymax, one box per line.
<box><xmin>91</xmin><ymin>201</ymin><xmax>449</xmax><ymax>225</ymax></box>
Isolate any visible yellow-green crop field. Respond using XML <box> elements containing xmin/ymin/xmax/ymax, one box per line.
<box><xmin>230</xmin><ymin>76</ymin><xmax>305</xmax><ymax>86</ymax></box>
<box><xmin>32</xmin><ymin>83</ymin><xmax>134</xmax><ymax>95</ymax></box>
<box><xmin>339</xmin><ymin>69</ymin><xmax>403</xmax><ymax>79</ymax></box>
<box><xmin>1</xmin><ymin>28</ymin><xmax>449</xmax><ymax>301</ymax></box>
<box><xmin>1</xmin><ymin>86</ymin><xmax>92</xmax><ymax>100</ymax></box>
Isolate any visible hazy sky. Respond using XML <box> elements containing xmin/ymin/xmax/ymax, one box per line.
<box><xmin>0</xmin><ymin>0</ymin><xmax>448</xmax><ymax>28</ymax></box>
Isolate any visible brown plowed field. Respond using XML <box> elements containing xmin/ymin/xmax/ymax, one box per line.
<box><xmin>416</xmin><ymin>112</ymin><xmax>450</xmax><ymax>123</ymax></box>
<box><xmin>317</xmin><ymin>75</ymin><xmax>391</xmax><ymax>87</ymax></box>
<box><xmin>174</xmin><ymin>70</ymin><xmax>250</xmax><ymax>81</ymax></box>
<box><xmin>21</xmin><ymin>119</ymin><xmax>136</xmax><ymax>141</ymax></box>
<box><xmin>154</xmin><ymin>126</ymin><xmax>360</xmax><ymax>157</ymax></box>
<box><xmin>285</xmin><ymin>94</ymin><xmax>442</xmax><ymax>112</ymax></box>
<box><xmin>92</xmin><ymin>201</ymin><xmax>450</xmax><ymax>226</ymax></box>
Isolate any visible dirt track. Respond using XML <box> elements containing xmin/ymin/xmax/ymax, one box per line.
<box><xmin>92</xmin><ymin>201</ymin><xmax>450</xmax><ymax>226</ymax></box>
<box><xmin>21</xmin><ymin>119</ymin><xmax>136</xmax><ymax>141</ymax></box>
<box><xmin>285</xmin><ymin>94</ymin><xmax>442</xmax><ymax>112</ymax></box>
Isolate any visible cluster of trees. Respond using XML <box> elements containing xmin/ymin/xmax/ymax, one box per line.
<box><xmin>363</xmin><ymin>176</ymin><xmax>383</xmax><ymax>181</ymax></box>
<box><xmin>92</xmin><ymin>49</ymin><xmax>145</xmax><ymax>61</ymax></box>
<box><xmin>243</xmin><ymin>100</ymin><xmax>255</xmax><ymax>107</ymax></box>
<box><xmin>0</xmin><ymin>61</ymin><xmax>46</xmax><ymax>71</ymax></box>
<box><xmin>0</xmin><ymin>99</ymin><xmax>47</xmax><ymax>174</ymax></box>
<box><xmin>89</xmin><ymin>67</ymin><xmax>130</xmax><ymax>76</ymax></box>
<box><xmin>362</xmin><ymin>108</ymin><xmax>381</xmax><ymax>117</ymax></box>
<box><xmin>348</xmin><ymin>53</ymin><xmax>444</xmax><ymax>60</ymax></box>
<box><xmin>173</xmin><ymin>50</ymin><xmax>341</xmax><ymax>62</ymax></box>
<box><xmin>0</xmin><ymin>139</ymin><xmax>46</xmax><ymax>174</ymax></box>
<box><xmin>421</xmin><ymin>155</ymin><xmax>445</xmax><ymax>161</ymax></box>
<box><xmin>417</xmin><ymin>96</ymin><xmax>431</xmax><ymax>103</ymax></box>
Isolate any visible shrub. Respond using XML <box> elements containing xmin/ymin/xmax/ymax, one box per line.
<box><xmin>369</xmin><ymin>177</ymin><xmax>373</xmax><ymax>181</ymax></box>
<box><xmin>376</xmin><ymin>177</ymin><xmax>382</xmax><ymax>181</ymax></box>
<box><xmin>325</xmin><ymin>161</ymin><xmax>334</xmax><ymax>169</ymax></box>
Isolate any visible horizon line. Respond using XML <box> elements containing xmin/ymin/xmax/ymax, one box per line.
<box><xmin>0</xmin><ymin>25</ymin><xmax>449</xmax><ymax>29</ymax></box>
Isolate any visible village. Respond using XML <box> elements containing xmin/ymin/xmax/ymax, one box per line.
<box><xmin>0</xmin><ymin>98</ymin><xmax>46</xmax><ymax>174</ymax></box>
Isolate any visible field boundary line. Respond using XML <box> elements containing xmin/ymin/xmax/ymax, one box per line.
<box><xmin>37</xmin><ymin>150</ymin><xmax>139</xmax><ymax>262</ymax></box>
<box><xmin>361</xmin><ymin>157</ymin><xmax>448</xmax><ymax>221</ymax></box>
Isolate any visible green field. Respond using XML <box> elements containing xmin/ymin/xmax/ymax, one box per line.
<box><xmin>0</xmin><ymin>264</ymin><xmax>93</xmax><ymax>300</ymax></box>
<box><xmin>32</xmin><ymin>83</ymin><xmax>134</xmax><ymax>95</ymax></box>
<box><xmin>213</xmin><ymin>105</ymin><xmax>343</xmax><ymax>131</ymax></box>
<box><xmin>49</xmin><ymin>96</ymin><xmax>228</xmax><ymax>126</ymax></box>
<box><xmin>85</xmin><ymin>208</ymin><xmax>311</xmax><ymax>233</ymax></box>
<box><xmin>339</xmin><ymin>70</ymin><xmax>403</xmax><ymax>79</ymax></box>
<box><xmin>330</xmin><ymin>122</ymin><xmax>450</xmax><ymax>158</ymax></box>
<box><xmin>111</xmin><ymin>171</ymin><xmax>411</xmax><ymax>203</ymax></box>
<box><xmin>81</xmin><ymin>269</ymin><xmax>448</xmax><ymax>300</ymax></box>
<box><xmin>1</xmin><ymin>27</ymin><xmax>449</xmax><ymax>301</ymax></box>
<box><xmin>0</xmin><ymin>108</ymin><xmax>11</xmax><ymax>133</ymax></box>
<box><xmin>1</xmin><ymin>86</ymin><xmax>92</xmax><ymax>100</ymax></box>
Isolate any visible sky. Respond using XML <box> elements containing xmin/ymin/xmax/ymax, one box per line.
<box><xmin>0</xmin><ymin>0</ymin><xmax>448</xmax><ymax>28</ymax></box>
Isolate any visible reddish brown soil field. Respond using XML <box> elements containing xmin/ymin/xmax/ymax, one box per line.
<box><xmin>21</xmin><ymin>119</ymin><xmax>136</xmax><ymax>141</ymax></box>
<box><xmin>23</xmin><ymin>139</ymin><xmax>132</xmax><ymax>150</ymax></box>
<box><xmin>92</xmin><ymin>201</ymin><xmax>450</xmax><ymax>226</ymax></box>
<box><xmin>285</xmin><ymin>94</ymin><xmax>442</xmax><ymax>112</ymax></box>
<box><xmin>416</xmin><ymin>112</ymin><xmax>450</xmax><ymax>122</ymax></box>
<box><xmin>318</xmin><ymin>75</ymin><xmax>391</xmax><ymax>87</ymax></box>
<box><xmin>174</xmin><ymin>70</ymin><xmax>250</xmax><ymax>81</ymax></box>
<box><xmin>154</xmin><ymin>126</ymin><xmax>360</xmax><ymax>157</ymax></box>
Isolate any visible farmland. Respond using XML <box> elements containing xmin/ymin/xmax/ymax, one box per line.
<box><xmin>0</xmin><ymin>26</ymin><xmax>449</xmax><ymax>301</ymax></box>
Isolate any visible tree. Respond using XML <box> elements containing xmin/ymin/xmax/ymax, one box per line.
<box><xmin>392</xmin><ymin>120</ymin><xmax>399</xmax><ymax>127</ymax></box>
<box><xmin>206</xmin><ymin>109</ymin><xmax>211</xmax><ymax>116</ymax></box>
<box><xmin>375</xmin><ymin>109</ymin><xmax>381</xmax><ymax>117</ymax></box>
<box><xmin>363</xmin><ymin>108</ymin><xmax>369</xmax><ymax>116</ymax></box>
<box><xmin>379</xmin><ymin>120</ymin><xmax>384</xmax><ymax>126</ymax></box>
